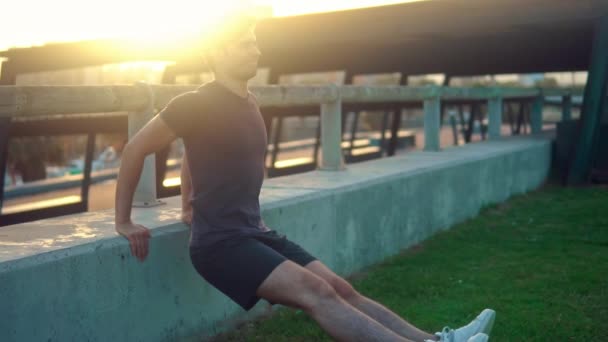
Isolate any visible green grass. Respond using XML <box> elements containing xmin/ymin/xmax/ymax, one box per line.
<box><xmin>211</xmin><ymin>185</ymin><xmax>608</xmax><ymax>341</ymax></box>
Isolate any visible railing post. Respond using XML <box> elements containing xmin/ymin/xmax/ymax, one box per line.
<box><xmin>129</xmin><ymin>82</ymin><xmax>164</xmax><ymax>207</ymax></box>
<box><xmin>562</xmin><ymin>94</ymin><xmax>572</xmax><ymax>121</ymax></box>
<box><xmin>319</xmin><ymin>85</ymin><xmax>345</xmax><ymax>171</ymax></box>
<box><xmin>423</xmin><ymin>87</ymin><xmax>441</xmax><ymax>151</ymax></box>
<box><xmin>488</xmin><ymin>93</ymin><xmax>503</xmax><ymax>139</ymax></box>
<box><xmin>531</xmin><ymin>94</ymin><xmax>544</xmax><ymax>134</ymax></box>
<box><xmin>0</xmin><ymin>118</ymin><xmax>10</xmax><ymax>210</ymax></box>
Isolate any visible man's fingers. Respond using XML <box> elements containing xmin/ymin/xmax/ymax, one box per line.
<box><xmin>137</xmin><ymin>232</ymin><xmax>150</xmax><ymax>261</ymax></box>
<box><xmin>135</xmin><ymin>235</ymin><xmax>145</xmax><ymax>261</ymax></box>
<box><xmin>127</xmin><ymin>236</ymin><xmax>134</xmax><ymax>256</ymax></box>
<box><xmin>128</xmin><ymin>236</ymin><xmax>139</xmax><ymax>260</ymax></box>
<box><xmin>121</xmin><ymin>226</ymin><xmax>151</xmax><ymax>261</ymax></box>
<box><xmin>137</xmin><ymin>236</ymin><xmax>145</xmax><ymax>261</ymax></box>
<box><xmin>141</xmin><ymin>234</ymin><xmax>149</xmax><ymax>259</ymax></box>
<box><xmin>116</xmin><ymin>223</ymin><xmax>151</xmax><ymax>261</ymax></box>
<box><xmin>137</xmin><ymin>228</ymin><xmax>150</xmax><ymax>260</ymax></box>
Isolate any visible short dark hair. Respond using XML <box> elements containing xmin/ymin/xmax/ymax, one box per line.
<box><xmin>203</xmin><ymin>14</ymin><xmax>257</xmax><ymax>71</ymax></box>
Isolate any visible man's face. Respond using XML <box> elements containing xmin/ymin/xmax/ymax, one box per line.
<box><xmin>213</xmin><ymin>29</ymin><xmax>261</xmax><ymax>81</ymax></box>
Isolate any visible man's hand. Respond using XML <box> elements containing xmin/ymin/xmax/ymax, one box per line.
<box><xmin>181</xmin><ymin>207</ymin><xmax>193</xmax><ymax>226</ymax></box>
<box><xmin>115</xmin><ymin>222</ymin><xmax>151</xmax><ymax>262</ymax></box>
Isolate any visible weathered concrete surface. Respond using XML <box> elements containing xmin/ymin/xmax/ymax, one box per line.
<box><xmin>0</xmin><ymin>134</ymin><xmax>552</xmax><ymax>342</ymax></box>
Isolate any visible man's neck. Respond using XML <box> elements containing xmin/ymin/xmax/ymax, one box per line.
<box><xmin>213</xmin><ymin>74</ymin><xmax>249</xmax><ymax>99</ymax></box>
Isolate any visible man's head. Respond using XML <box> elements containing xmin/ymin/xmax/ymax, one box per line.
<box><xmin>204</xmin><ymin>15</ymin><xmax>261</xmax><ymax>81</ymax></box>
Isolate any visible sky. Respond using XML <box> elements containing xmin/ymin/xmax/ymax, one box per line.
<box><xmin>0</xmin><ymin>0</ymin><xmax>421</xmax><ymax>51</ymax></box>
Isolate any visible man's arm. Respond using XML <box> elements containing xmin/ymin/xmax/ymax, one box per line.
<box><xmin>180</xmin><ymin>151</ymin><xmax>193</xmax><ymax>225</ymax></box>
<box><xmin>115</xmin><ymin>114</ymin><xmax>177</xmax><ymax>262</ymax></box>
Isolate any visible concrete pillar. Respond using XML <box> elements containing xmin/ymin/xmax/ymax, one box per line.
<box><xmin>0</xmin><ymin>61</ymin><xmax>17</xmax><ymax>85</ymax></box>
<box><xmin>319</xmin><ymin>91</ymin><xmax>345</xmax><ymax>171</ymax></box>
<box><xmin>562</xmin><ymin>94</ymin><xmax>572</xmax><ymax>121</ymax></box>
<box><xmin>129</xmin><ymin>82</ymin><xmax>164</xmax><ymax>207</ymax></box>
<box><xmin>424</xmin><ymin>96</ymin><xmax>441</xmax><ymax>151</ymax></box>
<box><xmin>531</xmin><ymin>96</ymin><xmax>544</xmax><ymax>134</ymax></box>
<box><xmin>569</xmin><ymin>15</ymin><xmax>608</xmax><ymax>184</ymax></box>
<box><xmin>488</xmin><ymin>97</ymin><xmax>503</xmax><ymax>139</ymax></box>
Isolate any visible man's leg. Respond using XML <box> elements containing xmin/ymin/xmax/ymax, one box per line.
<box><xmin>257</xmin><ymin>260</ymin><xmax>416</xmax><ymax>342</ymax></box>
<box><xmin>305</xmin><ymin>261</ymin><xmax>438</xmax><ymax>342</ymax></box>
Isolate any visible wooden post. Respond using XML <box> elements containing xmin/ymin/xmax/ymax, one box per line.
<box><xmin>423</xmin><ymin>88</ymin><xmax>441</xmax><ymax>151</ymax></box>
<box><xmin>129</xmin><ymin>82</ymin><xmax>164</xmax><ymax>207</ymax></box>
<box><xmin>319</xmin><ymin>87</ymin><xmax>345</xmax><ymax>170</ymax></box>
<box><xmin>488</xmin><ymin>96</ymin><xmax>503</xmax><ymax>139</ymax></box>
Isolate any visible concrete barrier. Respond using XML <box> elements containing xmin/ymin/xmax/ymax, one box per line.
<box><xmin>0</xmin><ymin>134</ymin><xmax>552</xmax><ymax>342</ymax></box>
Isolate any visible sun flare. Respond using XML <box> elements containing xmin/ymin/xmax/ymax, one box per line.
<box><xmin>1</xmin><ymin>1</ymin><xmax>421</xmax><ymax>51</ymax></box>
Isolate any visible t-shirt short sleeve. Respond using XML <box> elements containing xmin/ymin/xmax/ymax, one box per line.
<box><xmin>158</xmin><ymin>91</ymin><xmax>200</xmax><ymax>138</ymax></box>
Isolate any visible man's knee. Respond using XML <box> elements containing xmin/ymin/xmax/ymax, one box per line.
<box><xmin>331</xmin><ymin>278</ymin><xmax>359</xmax><ymax>302</ymax></box>
<box><xmin>281</xmin><ymin>275</ymin><xmax>339</xmax><ymax>314</ymax></box>
<box><xmin>256</xmin><ymin>261</ymin><xmax>339</xmax><ymax>311</ymax></box>
<box><xmin>302</xmin><ymin>275</ymin><xmax>340</xmax><ymax>307</ymax></box>
<box><xmin>305</xmin><ymin>261</ymin><xmax>361</xmax><ymax>303</ymax></box>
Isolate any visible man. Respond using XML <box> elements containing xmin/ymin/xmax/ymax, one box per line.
<box><xmin>114</xmin><ymin>14</ymin><xmax>494</xmax><ymax>342</ymax></box>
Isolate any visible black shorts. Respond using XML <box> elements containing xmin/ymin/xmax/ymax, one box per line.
<box><xmin>189</xmin><ymin>230</ymin><xmax>317</xmax><ymax>311</ymax></box>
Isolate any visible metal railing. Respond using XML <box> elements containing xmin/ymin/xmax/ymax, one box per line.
<box><xmin>0</xmin><ymin>84</ymin><xmax>582</xmax><ymax>225</ymax></box>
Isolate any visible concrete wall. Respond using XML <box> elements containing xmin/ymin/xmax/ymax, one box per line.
<box><xmin>0</xmin><ymin>134</ymin><xmax>552</xmax><ymax>342</ymax></box>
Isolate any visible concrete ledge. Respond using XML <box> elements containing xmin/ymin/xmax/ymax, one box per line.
<box><xmin>0</xmin><ymin>134</ymin><xmax>552</xmax><ymax>341</ymax></box>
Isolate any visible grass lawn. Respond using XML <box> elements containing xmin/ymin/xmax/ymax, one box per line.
<box><xmin>211</xmin><ymin>185</ymin><xmax>608</xmax><ymax>341</ymax></box>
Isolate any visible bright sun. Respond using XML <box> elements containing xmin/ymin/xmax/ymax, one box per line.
<box><xmin>0</xmin><ymin>1</ymin><xmax>420</xmax><ymax>51</ymax></box>
<box><xmin>2</xmin><ymin>0</ymin><xmax>259</xmax><ymax>50</ymax></box>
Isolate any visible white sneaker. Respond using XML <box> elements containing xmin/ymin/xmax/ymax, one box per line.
<box><xmin>467</xmin><ymin>333</ymin><xmax>489</xmax><ymax>342</ymax></box>
<box><xmin>433</xmin><ymin>309</ymin><xmax>496</xmax><ymax>342</ymax></box>
<box><xmin>433</xmin><ymin>327</ymin><xmax>456</xmax><ymax>342</ymax></box>
<box><xmin>457</xmin><ymin>309</ymin><xmax>495</xmax><ymax>336</ymax></box>
<box><xmin>424</xmin><ymin>331</ymin><xmax>489</xmax><ymax>342</ymax></box>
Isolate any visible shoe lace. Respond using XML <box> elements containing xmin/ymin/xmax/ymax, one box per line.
<box><xmin>436</xmin><ymin>327</ymin><xmax>455</xmax><ymax>342</ymax></box>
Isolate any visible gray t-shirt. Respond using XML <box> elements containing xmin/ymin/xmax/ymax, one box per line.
<box><xmin>159</xmin><ymin>81</ymin><xmax>270</xmax><ymax>248</ymax></box>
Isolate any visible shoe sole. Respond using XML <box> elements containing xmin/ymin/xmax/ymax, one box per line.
<box><xmin>469</xmin><ymin>333</ymin><xmax>489</xmax><ymax>342</ymax></box>
<box><xmin>479</xmin><ymin>309</ymin><xmax>496</xmax><ymax>335</ymax></box>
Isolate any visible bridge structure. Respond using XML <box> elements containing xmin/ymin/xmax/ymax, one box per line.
<box><xmin>2</xmin><ymin>0</ymin><xmax>605</xmax><ymax>79</ymax></box>
<box><xmin>0</xmin><ymin>0</ymin><xmax>606</xmax><ymax>224</ymax></box>
<box><xmin>0</xmin><ymin>1</ymin><xmax>607</xmax><ymax>339</ymax></box>
<box><xmin>0</xmin><ymin>82</ymin><xmax>580</xmax><ymax>225</ymax></box>
<box><xmin>0</xmin><ymin>0</ymin><xmax>605</xmax><ymax>226</ymax></box>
